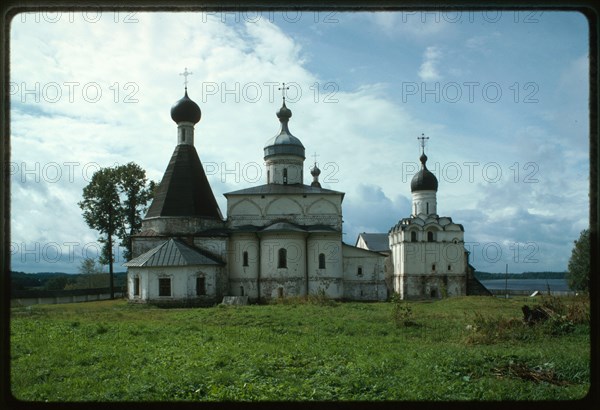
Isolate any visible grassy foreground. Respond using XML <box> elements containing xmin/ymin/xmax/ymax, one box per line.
<box><xmin>10</xmin><ymin>296</ymin><xmax>590</xmax><ymax>401</ymax></box>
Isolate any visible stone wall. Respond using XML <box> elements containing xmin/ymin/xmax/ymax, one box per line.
<box><xmin>342</xmin><ymin>244</ymin><xmax>387</xmax><ymax>301</ymax></box>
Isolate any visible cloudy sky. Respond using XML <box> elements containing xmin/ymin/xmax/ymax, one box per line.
<box><xmin>9</xmin><ymin>9</ymin><xmax>589</xmax><ymax>274</ymax></box>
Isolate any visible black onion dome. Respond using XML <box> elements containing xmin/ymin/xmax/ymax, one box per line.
<box><xmin>411</xmin><ymin>153</ymin><xmax>438</xmax><ymax>192</ymax></box>
<box><xmin>311</xmin><ymin>164</ymin><xmax>321</xmax><ymax>177</ymax></box>
<box><xmin>170</xmin><ymin>90</ymin><xmax>201</xmax><ymax>124</ymax></box>
<box><xmin>276</xmin><ymin>101</ymin><xmax>292</xmax><ymax>120</ymax></box>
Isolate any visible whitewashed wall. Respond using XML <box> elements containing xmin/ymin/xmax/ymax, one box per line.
<box><xmin>259</xmin><ymin>233</ymin><xmax>306</xmax><ymax>298</ymax></box>
<box><xmin>228</xmin><ymin>233</ymin><xmax>260</xmax><ymax>299</ymax></box>
<box><xmin>389</xmin><ymin>215</ymin><xmax>467</xmax><ymax>299</ymax></box>
<box><xmin>265</xmin><ymin>155</ymin><xmax>304</xmax><ymax>185</ymax></box>
<box><xmin>342</xmin><ymin>244</ymin><xmax>387</xmax><ymax>301</ymax></box>
<box><xmin>306</xmin><ymin>233</ymin><xmax>344</xmax><ymax>298</ymax></box>
<box><xmin>127</xmin><ymin>265</ymin><xmax>223</xmax><ymax>305</ymax></box>
<box><xmin>142</xmin><ymin>216</ymin><xmax>225</xmax><ymax>236</ymax></box>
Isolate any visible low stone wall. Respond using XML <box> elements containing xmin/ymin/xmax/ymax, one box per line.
<box><xmin>11</xmin><ymin>292</ymin><xmax>125</xmax><ymax>307</ymax></box>
<box><xmin>488</xmin><ymin>289</ymin><xmax>576</xmax><ymax>297</ymax></box>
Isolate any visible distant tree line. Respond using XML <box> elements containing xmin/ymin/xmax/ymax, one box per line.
<box><xmin>475</xmin><ymin>229</ymin><xmax>589</xmax><ymax>293</ymax></box>
<box><xmin>10</xmin><ymin>270</ymin><xmax>127</xmax><ymax>293</ymax></box>
<box><xmin>474</xmin><ymin>271</ymin><xmax>567</xmax><ymax>280</ymax></box>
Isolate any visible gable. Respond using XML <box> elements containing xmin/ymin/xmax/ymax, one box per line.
<box><xmin>307</xmin><ymin>198</ymin><xmax>339</xmax><ymax>215</ymax></box>
<box><xmin>229</xmin><ymin>198</ymin><xmax>262</xmax><ymax>216</ymax></box>
<box><xmin>265</xmin><ymin>197</ymin><xmax>303</xmax><ymax>216</ymax></box>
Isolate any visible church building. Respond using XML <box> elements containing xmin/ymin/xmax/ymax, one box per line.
<box><xmin>124</xmin><ymin>82</ymin><xmax>386</xmax><ymax>305</ymax></box>
<box><xmin>124</xmin><ymin>79</ymin><xmax>488</xmax><ymax>305</ymax></box>
<box><xmin>387</xmin><ymin>137</ymin><xmax>472</xmax><ymax>299</ymax></box>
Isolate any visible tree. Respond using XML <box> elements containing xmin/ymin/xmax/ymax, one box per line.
<box><xmin>567</xmin><ymin>229</ymin><xmax>590</xmax><ymax>292</ymax></box>
<box><xmin>78</xmin><ymin>167</ymin><xmax>121</xmax><ymax>298</ymax></box>
<box><xmin>78</xmin><ymin>163</ymin><xmax>155</xmax><ymax>298</ymax></box>
<box><xmin>79</xmin><ymin>257</ymin><xmax>101</xmax><ymax>275</ymax></box>
<box><xmin>115</xmin><ymin>163</ymin><xmax>156</xmax><ymax>261</ymax></box>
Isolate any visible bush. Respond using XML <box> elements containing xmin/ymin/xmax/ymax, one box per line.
<box><xmin>465</xmin><ymin>312</ymin><xmax>528</xmax><ymax>345</ymax></box>
<box><xmin>390</xmin><ymin>293</ymin><xmax>417</xmax><ymax>328</ymax></box>
<box><xmin>466</xmin><ymin>295</ymin><xmax>590</xmax><ymax>344</ymax></box>
<box><xmin>566</xmin><ymin>295</ymin><xmax>590</xmax><ymax>325</ymax></box>
<box><xmin>307</xmin><ymin>288</ymin><xmax>338</xmax><ymax>307</ymax></box>
<box><xmin>542</xmin><ymin>315</ymin><xmax>575</xmax><ymax>336</ymax></box>
<box><xmin>539</xmin><ymin>294</ymin><xmax>566</xmax><ymax>316</ymax></box>
<box><xmin>534</xmin><ymin>294</ymin><xmax>589</xmax><ymax>335</ymax></box>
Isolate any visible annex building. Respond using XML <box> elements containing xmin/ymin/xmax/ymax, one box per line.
<box><xmin>124</xmin><ymin>82</ymin><xmax>489</xmax><ymax>305</ymax></box>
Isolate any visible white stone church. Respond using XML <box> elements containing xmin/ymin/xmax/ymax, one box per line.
<box><xmin>124</xmin><ymin>83</ymin><xmax>489</xmax><ymax>305</ymax></box>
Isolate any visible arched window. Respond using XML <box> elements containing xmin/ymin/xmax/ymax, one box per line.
<box><xmin>133</xmin><ymin>277</ymin><xmax>140</xmax><ymax>296</ymax></box>
<box><xmin>410</xmin><ymin>231</ymin><xmax>417</xmax><ymax>242</ymax></box>
<box><xmin>426</xmin><ymin>202</ymin><xmax>429</xmax><ymax>214</ymax></box>
<box><xmin>242</xmin><ymin>251</ymin><xmax>249</xmax><ymax>267</ymax></box>
<box><xmin>267</xmin><ymin>170</ymin><xmax>270</xmax><ymax>184</ymax></box>
<box><xmin>196</xmin><ymin>277</ymin><xmax>206</xmax><ymax>296</ymax></box>
<box><xmin>357</xmin><ymin>266</ymin><xmax>363</xmax><ymax>276</ymax></box>
<box><xmin>318</xmin><ymin>253</ymin><xmax>326</xmax><ymax>269</ymax></box>
<box><xmin>427</xmin><ymin>231</ymin><xmax>434</xmax><ymax>242</ymax></box>
<box><xmin>278</xmin><ymin>248</ymin><xmax>287</xmax><ymax>268</ymax></box>
<box><xmin>283</xmin><ymin>168</ymin><xmax>288</xmax><ymax>184</ymax></box>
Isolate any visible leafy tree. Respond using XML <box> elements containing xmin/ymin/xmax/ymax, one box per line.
<box><xmin>567</xmin><ymin>229</ymin><xmax>590</xmax><ymax>292</ymax></box>
<box><xmin>79</xmin><ymin>257</ymin><xmax>102</xmax><ymax>275</ymax></box>
<box><xmin>115</xmin><ymin>163</ymin><xmax>156</xmax><ymax>261</ymax></box>
<box><xmin>78</xmin><ymin>167</ymin><xmax>121</xmax><ymax>298</ymax></box>
<box><xmin>78</xmin><ymin>163</ymin><xmax>155</xmax><ymax>298</ymax></box>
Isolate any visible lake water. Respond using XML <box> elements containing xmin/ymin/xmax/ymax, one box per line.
<box><xmin>479</xmin><ymin>279</ymin><xmax>569</xmax><ymax>292</ymax></box>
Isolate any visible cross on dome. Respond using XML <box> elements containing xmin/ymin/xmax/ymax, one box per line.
<box><xmin>417</xmin><ymin>133</ymin><xmax>429</xmax><ymax>153</ymax></box>
<box><xmin>310</xmin><ymin>151</ymin><xmax>321</xmax><ymax>187</ymax></box>
<box><xmin>312</xmin><ymin>152</ymin><xmax>319</xmax><ymax>166</ymax></box>
<box><xmin>279</xmin><ymin>82</ymin><xmax>290</xmax><ymax>101</ymax></box>
<box><xmin>180</xmin><ymin>67</ymin><xmax>193</xmax><ymax>89</ymax></box>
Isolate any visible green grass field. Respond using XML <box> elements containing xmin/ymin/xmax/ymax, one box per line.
<box><xmin>10</xmin><ymin>296</ymin><xmax>590</xmax><ymax>401</ymax></box>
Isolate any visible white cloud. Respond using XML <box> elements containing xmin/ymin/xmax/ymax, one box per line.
<box><xmin>465</xmin><ymin>35</ymin><xmax>486</xmax><ymax>49</ymax></box>
<box><xmin>368</xmin><ymin>12</ymin><xmax>453</xmax><ymax>39</ymax></box>
<box><xmin>418</xmin><ymin>46</ymin><xmax>442</xmax><ymax>81</ymax></box>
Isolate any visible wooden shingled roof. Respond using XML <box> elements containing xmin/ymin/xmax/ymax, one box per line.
<box><xmin>145</xmin><ymin>144</ymin><xmax>223</xmax><ymax>220</ymax></box>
